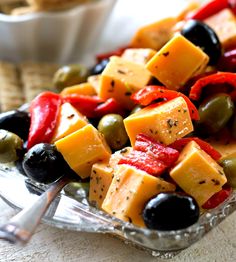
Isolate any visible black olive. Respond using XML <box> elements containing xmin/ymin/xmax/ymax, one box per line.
<box><xmin>181</xmin><ymin>19</ymin><xmax>222</xmax><ymax>65</ymax></box>
<box><xmin>142</xmin><ymin>192</ymin><xmax>200</xmax><ymax>230</ymax></box>
<box><xmin>22</xmin><ymin>143</ymin><xmax>72</xmax><ymax>184</ymax></box>
<box><xmin>90</xmin><ymin>58</ymin><xmax>110</xmax><ymax>75</ymax></box>
<box><xmin>0</xmin><ymin>110</ymin><xmax>30</xmax><ymax>141</ymax></box>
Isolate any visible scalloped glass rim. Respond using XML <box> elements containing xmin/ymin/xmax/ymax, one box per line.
<box><xmin>0</xmin><ymin>0</ymin><xmax>104</xmax><ymax>22</ymax></box>
<box><xmin>0</xmin><ymin>163</ymin><xmax>236</xmax><ymax>258</ymax></box>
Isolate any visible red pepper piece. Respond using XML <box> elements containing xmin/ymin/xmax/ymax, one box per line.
<box><xmin>28</xmin><ymin>92</ymin><xmax>62</xmax><ymax>149</ymax></box>
<box><xmin>134</xmin><ymin>134</ymin><xmax>179</xmax><ymax>166</ymax></box>
<box><xmin>170</xmin><ymin>137</ymin><xmax>222</xmax><ymax>161</ymax></box>
<box><xmin>186</xmin><ymin>0</ymin><xmax>229</xmax><ymax>20</ymax></box>
<box><xmin>62</xmin><ymin>94</ymin><xmax>104</xmax><ymax>118</ymax></box>
<box><xmin>218</xmin><ymin>49</ymin><xmax>236</xmax><ymax>72</ymax></box>
<box><xmin>202</xmin><ymin>185</ymin><xmax>232</xmax><ymax>209</ymax></box>
<box><xmin>118</xmin><ymin>150</ymin><xmax>167</xmax><ymax>176</ymax></box>
<box><xmin>131</xmin><ymin>85</ymin><xmax>199</xmax><ymax>120</ymax></box>
<box><xmin>189</xmin><ymin>72</ymin><xmax>236</xmax><ymax>101</ymax></box>
<box><xmin>96</xmin><ymin>46</ymin><xmax>129</xmax><ymax>63</ymax></box>
<box><xmin>94</xmin><ymin>98</ymin><xmax>126</xmax><ymax>117</ymax></box>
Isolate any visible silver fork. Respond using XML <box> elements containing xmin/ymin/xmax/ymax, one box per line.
<box><xmin>0</xmin><ymin>175</ymin><xmax>70</xmax><ymax>245</ymax></box>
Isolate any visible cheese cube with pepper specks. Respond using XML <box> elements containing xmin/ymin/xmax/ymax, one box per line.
<box><xmin>89</xmin><ymin>162</ymin><xmax>114</xmax><ymax>208</ymax></box>
<box><xmin>204</xmin><ymin>9</ymin><xmax>236</xmax><ymax>50</ymax></box>
<box><xmin>131</xmin><ymin>17</ymin><xmax>177</xmax><ymax>50</ymax></box>
<box><xmin>99</xmin><ymin>56</ymin><xmax>152</xmax><ymax>110</ymax></box>
<box><xmin>170</xmin><ymin>141</ymin><xmax>227</xmax><ymax>206</ymax></box>
<box><xmin>124</xmin><ymin>97</ymin><xmax>193</xmax><ymax>146</ymax></box>
<box><xmin>146</xmin><ymin>34</ymin><xmax>209</xmax><ymax>90</ymax></box>
<box><xmin>55</xmin><ymin>124</ymin><xmax>111</xmax><ymax>179</ymax></box>
<box><xmin>121</xmin><ymin>48</ymin><xmax>156</xmax><ymax>65</ymax></box>
<box><xmin>51</xmin><ymin>102</ymin><xmax>88</xmax><ymax>143</ymax></box>
<box><xmin>102</xmin><ymin>164</ymin><xmax>176</xmax><ymax>227</ymax></box>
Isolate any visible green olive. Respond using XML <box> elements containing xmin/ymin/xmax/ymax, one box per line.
<box><xmin>198</xmin><ymin>93</ymin><xmax>234</xmax><ymax>134</ymax></box>
<box><xmin>130</xmin><ymin>105</ymin><xmax>143</xmax><ymax>115</ymax></box>
<box><xmin>53</xmin><ymin>64</ymin><xmax>89</xmax><ymax>91</ymax></box>
<box><xmin>64</xmin><ymin>182</ymin><xmax>90</xmax><ymax>199</ymax></box>
<box><xmin>231</xmin><ymin>115</ymin><xmax>236</xmax><ymax>139</ymax></box>
<box><xmin>0</xmin><ymin>129</ymin><xmax>23</xmax><ymax>163</ymax></box>
<box><xmin>98</xmin><ymin>114</ymin><xmax>129</xmax><ymax>150</ymax></box>
<box><xmin>220</xmin><ymin>156</ymin><xmax>236</xmax><ymax>188</ymax></box>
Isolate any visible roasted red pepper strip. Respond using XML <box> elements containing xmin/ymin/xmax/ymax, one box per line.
<box><xmin>170</xmin><ymin>137</ymin><xmax>222</xmax><ymax>161</ymax></box>
<box><xmin>186</xmin><ymin>0</ymin><xmax>229</xmax><ymax>20</ymax></box>
<box><xmin>134</xmin><ymin>134</ymin><xmax>179</xmax><ymax>166</ymax></box>
<box><xmin>202</xmin><ymin>185</ymin><xmax>232</xmax><ymax>209</ymax></box>
<box><xmin>131</xmin><ymin>86</ymin><xmax>199</xmax><ymax>120</ymax></box>
<box><xmin>28</xmin><ymin>92</ymin><xmax>62</xmax><ymax>149</ymax></box>
<box><xmin>62</xmin><ymin>94</ymin><xmax>103</xmax><ymax>118</ymax></box>
<box><xmin>94</xmin><ymin>98</ymin><xmax>126</xmax><ymax>117</ymax></box>
<box><xmin>96</xmin><ymin>46</ymin><xmax>129</xmax><ymax>63</ymax></box>
<box><xmin>189</xmin><ymin>72</ymin><xmax>236</xmax><ymax>101</ymax></box>
<box><xmin>118</xmin><ymin>150</ymin><xmax>167</xmax><ymax>176</ymax></box>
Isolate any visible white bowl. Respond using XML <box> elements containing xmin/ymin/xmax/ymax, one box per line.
<box><xmin>0</xmin><ymin>0</ymin><xmax>117</xmax><ymax>64</ymax></box>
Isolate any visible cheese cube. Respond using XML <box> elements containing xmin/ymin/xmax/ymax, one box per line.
<box><xmin>146</xmin><ymin>34</ymin><xmax>209</xmax><ymax>90</ymax></box>
<box><xmin>88</xmin><ymin>75</ymin><xmax>101</xmax><ymax>94</ymax></box>
<box><xmin>109</xmin><ymin>147</ymin><xmax>133</xmax><ymax>169</ymax></box>
<box><xmin>51</xmin><ymin>102</ymin><xmax>88</xmax><ymax>143</ymax></box>
<box><xmin>124</xmin><ymin>97</ymin><xmax>193</xmax><ymax>146</ymax></box>
<box><xmin>121</xmin><ymin>48</ymin><xmax>156</xmax><ymax>65</ymax></box>
<box><xmin>170</xmin><ymin>141</ymin><xmax>227</xmax><ymax>206</ymax></box>
<box><xmin>131</xmin><ymin>17</ymin><xmax>176</xmax><ymax>50</ymax></box>
<box><xmin>176</xmin><ymin>1</ymin><xmax>200</xmax><ymax>21</ymax></box>
<box><xmin>89</xmin><ymin>162</ymin><xmax>114</xmax><ymax>208</ymax></box>
<box><xmin>99</xmin><ymin>56</ymin><xmax>152</xmax><ymax>109</ymax></box>
<box><xmin>204</xmin><ymin>9</ymin><xmax>236</xmax><ymax>50</ymax></box>
<box><xmin>102</xmin><ymin>165</ymin><xmax>176</xmax><ymax>227</ymax></box>
<box><xmin>55</xmin><ymin>124</ymin><xmax>111</xmax><ymax>179</ymax></box>
<box><xmin>60</xmin><ymin>83</ymin><xmax>96</xmax><ymax>96</ymax></box>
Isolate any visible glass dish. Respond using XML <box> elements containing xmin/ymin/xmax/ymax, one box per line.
<box><xmin>0</xmin><ymin>163</ymin><xmax>235</xmax><ymax>259</ymax></box>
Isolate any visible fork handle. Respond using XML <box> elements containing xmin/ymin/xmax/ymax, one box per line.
<box><xmin>0</xmin><ymin>175</ymin><xmax>70</xmax><ymax>245</ymax></box>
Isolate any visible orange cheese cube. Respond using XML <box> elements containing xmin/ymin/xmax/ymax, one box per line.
<box><xmin>121</xmin><ymin>48</ymin><xmax>156</xmax><ymax>65</ymax></box>
<box><xmin>124</xmin><ymin>97</ymin><xmax>193</xmax><ymax>146</ymax></box>
<box><xmin>102</xmin><ymin>165</ymin><xmax>176</xmax><ymax>227</ymax></box>
<box><xmin>89</xmin><ymin>162</ymin><xmax>114</xmax><ymax>208</ymax></box>
<box><xmin>60</xmin><ymin>83</ymin><xmax>96</xmax><ymax>96</ymax></box>
<box><xmin>99</xmin><ymin>56</ymin><xmax>152</xmax><ymax>110</ymax></box>
<box><xmin>146</xmin><ymin>34</ymin><xmax>209</xmax><ymax>90</ymax></box>
<box><xmin>170</xmin><ymin>141</ymin><xmax>227</xmax><ymax>206</ymax></box>
<box><xmin>51</xmin><ymin>102</ymin><xmax>88</xmax><ymax>143</ymax></box>
<box><xmin>204</xmin><ymin>9</ymin><xmax>236</xmax><ymax>50</ymax></box>
<box><xmin>88</xmin><ymin>75</ymin><xmax>101</xmax><ymax>94</ymax></box>
<box><xmin>55</xmin><ymin>124</ymin><xmax>111</xmax><ymax>179</ymax></box>
<box><xmin>131</xmin><ymin>17</ymin><xmax>176</xmax><ymax>50</ymax></box>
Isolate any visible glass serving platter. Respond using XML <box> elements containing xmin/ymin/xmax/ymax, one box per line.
<box><xmin>0</xmin><ymin>163</ymin><xmax>236</xmax><ymax>259</ymax></box>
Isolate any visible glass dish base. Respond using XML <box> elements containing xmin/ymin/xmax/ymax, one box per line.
<box><xmin>0</xmin><ymin>163</ymin><xmax>235</xmax><ymax>258</ymax></box>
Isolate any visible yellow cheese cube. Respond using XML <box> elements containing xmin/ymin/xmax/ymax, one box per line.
<box><xmin>170</xmin><ymin>141</ymin><xmax>227</xmax><ymax>206</ymax></box>
<box><xmin>55</xmin><ymin>124</ymin><xmax>111</xmax><ymax>179</ymax></box>
<box><xmin>176</xmin><ymin>1</ymin><xmax>200</xmax><ymax>21</ymax></box>
<box><xmin>146</xmin><ymin>34</ymin><xmax>209</xmax><ymax>90</ymax></box>
<box><xmin>51</xmin><ymin>102</ymin><xmax>88</xmax><ymax>143</ymax></box>
<box><xmin>109</xmin><ymin>147</ymin><xmax>133</xmax><ymax>169</ymax></box>
<box><xmin>121</xmin><ymin>48</ymin><xmax>156</xmax><ymax>65</ymax></box>
<box><xmin>99</xmin><ymin>56</ymin><xmax>152</xmax><ymax>110</ymax></box>
<box><xmin>89</xmin><ymin>162</ymin><xmax>114</xmax><ymax>208</ymax></box>
<box><xmin>204</xmin><ymin>9</ymin><xmax>236</xmax><ymax>50</ymax></box>
<box><xmin>60</xmin><ymin>83</ymin><xmax>96</xmax><ymax>96</ymax></box>
<box><xmin>124</xmin><ymin>97</ymin><xmax>193</xmax><ymax>146</ymax></box>
<box><xmin>102</xmin><ymin>165</ymin><xmax>176</xmax><ymax>227</ymax></box>
<box><xmin>87</xmin><ymin>75</ymin><xmax>101</xmax><ymax>94</ymax></box>
<box><xmin>131</xmin><ymin>17</ymin><xmax>177</xmax><ymax>50</ymax></box>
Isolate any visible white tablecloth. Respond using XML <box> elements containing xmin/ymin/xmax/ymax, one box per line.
<box><xmin>1</xmin><ymin>0</ymin><xmax>236</xmax><ymax>261</ymax></box>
